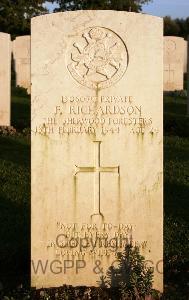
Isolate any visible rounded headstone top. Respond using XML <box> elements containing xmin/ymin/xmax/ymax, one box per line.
<box><xmin>31</xmin><ymin>10</ymin><xmax>163</xmax><ymax>22</ymax></box>
<box><xmin>0</xmin><ymin>32</ymin><xmax>10</xmax><ymax>38</ymax></box>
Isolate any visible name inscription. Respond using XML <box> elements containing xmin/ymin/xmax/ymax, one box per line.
<box><xmin>34</xmin><ymin>95</ymin><xmax>159</xmax><ymax>136</ymax></box>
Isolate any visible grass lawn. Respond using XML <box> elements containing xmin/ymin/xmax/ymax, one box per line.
<box><xmin>164</xmin><ymin>96</ymin><xmax>189</xmax><ymax>222</ymax></box>
<box><xmin>11</xmin><ymin>87</ymin><xmax>30</xmax><ymax>130</ymax></box>
<box><xmin>0</xmin><ymin>89</ymin><xmax>188</xmax><ymax>298</ymax></box>
<box><xmin>163</xmin><ymin>95</ymin><xmax>189</xmax><ymax>298</ymax></box>
<box><xmin>0</xmin><ymin>90</ymin><xmax>30</xmax><ymax>288</ymax></box>
<box><xmin>164</xmin><ymin>95</ymin><xmax>189</xmax><ymax>219</ymax></box>
<box><xmin>164</xmin><ymin>136</ymin><xmax>189</xmax><ymax>221</ymax></box>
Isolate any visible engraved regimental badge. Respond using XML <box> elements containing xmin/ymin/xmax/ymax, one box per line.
<box><xmin>67</xmin><ymin>27</ymin><xmax>128</xmax><ymax>89</ymax></box>
<box><xmin>165</xmin><ymin>39</ymin><xmax>176</xmax><ymax>54</ymax></box>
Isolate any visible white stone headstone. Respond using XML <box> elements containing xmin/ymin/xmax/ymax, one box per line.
<box><xmin>31</xmin><ymin>11</ymin><xmax>163</xmax><ymax>292</ymax></box>
<box><xmin>187</xmin><ymin>39</ymin><xmax>189</xmax><ymax>115</ymax></box>
<box><xmin>164</xmin><ymin>36</ymin><xmax>185</xmax><ymax>91</ymax></box>
<box><xmin>184</xmin><ymin>40</ymin><xmax>188</xmax><ymax>73</ymax></box>
<box><xmin>12</xmin><ymin>35</ymin><xmax>31</xmax><ymax>93</ymax></box>
<box><xmin>0</xmin><ymin>32</ymin><xmax>11</xmax><ymax>126</ymax></box>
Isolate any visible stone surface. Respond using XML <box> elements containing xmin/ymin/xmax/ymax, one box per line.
<box><xmin>12</xmin><ymin>35</ymin><xmax>31</xmax><ymax>93</ymax></box>
<box><xmin>31</xmin><ymin>11</ymin><xmax>163</xmax><ymax>291</ymax></box>
<box><xmin>0</xmin><ymin>32</ymin><xmax>11</xmax><ymax>126</ymax></box>
<box><xmin>164</xmin><ymin>36</ymin><xmax>185</xmax><ymax>91</ymax></box>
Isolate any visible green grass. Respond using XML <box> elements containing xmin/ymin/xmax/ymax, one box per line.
<box><xmin>11</xmin><ymin>87</ymin><xmax>30</xmax><ymax>130</ymax></box>
<box><xmin>0</xmin><ymin>89</ymin><xmax>188</xmax><ymax>297</ymax></box>
<box><xmin>0</xmin><ymin>136</ymin><xmax>30</xmax><ymax>287</ymax></box>
<box><xmin>164</xmin><ymin>96</ymin><xmax>187</xmax><ymax>116</ymax></box>
<box><xmin>164</xmin><ymin>95</ymin><xmax>189</xmax><ymax>222</ymax></box>
<box><xmin>0</xmin><ymin>88</ymin><xmax>30</xmax><ymax>288</ymax></box>
<box><xmin>164</xmin><ymin>95</ymin><xmax>189</xmax><ymax>137</ymax></box>
<box><xmin>164</xmin><ymin>136</ymin><xmax>189</xmax><ymax>221</ymax></box>
<box><xmin>163</xmin><ymin>94</ymin><xmax>189</xmax><ymax>298</ymax></box>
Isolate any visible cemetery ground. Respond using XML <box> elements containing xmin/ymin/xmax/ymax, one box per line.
<box><xmin>0</xmin><ymin>88</ymin><xmax>188</xmax><ymax>299</ymax></box>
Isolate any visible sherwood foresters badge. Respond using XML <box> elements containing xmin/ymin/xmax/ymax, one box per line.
<box><xmin>67</xmin><ymin>26</ymin><xmax>129</xmax><ymax>89</ymax></box>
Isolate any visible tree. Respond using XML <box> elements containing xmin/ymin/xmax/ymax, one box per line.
<box><xmin>164</xmin><ymin>16</ymin><xmax>189</xmax><ymax>39</ymax></box>
<box><xmin>164</xmin><ymin>16</ymin><xmax>180</xmax><ymax>37</ymax></box>
<box><xmin>0</xmin><ymin>0</ymin><xmax>50</xmax><ymax>38</ymax></box>
<box><xmin>54</xmin><ymin>0</ymin><xmax>152</xmax><ymax>13</ymax></box>
<box><xmin>175</xmin><ymin>17</ymin><xmax>189</xmax><ymax>39</ymax></box>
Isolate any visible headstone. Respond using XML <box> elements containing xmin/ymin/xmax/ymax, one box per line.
<box><xmin>0</xmin><ymin>32</ymin><xmax>11</xmax><ymax>126</ymax></box>
<box><xmin>184</xmin><ymin>39</ymin><xmax>188</xmax><ymax>73</ymax></box>
<box><xmin>12</xmin><ymin>35</ymin><xmax>31</xmax><ymax>93</ymax></box>
<box><xmin>187</xmin><ymin>38</ymin><xmax>189</xmax><ymax>115</ymax></box>
<box><xmin>164</xmin><ymin>36</ymin><xmax>185</xmax><ymax>91</ymax></box>
<box><xmin>31</xmin><ymin>11</ymin><xmax>163</xmax><ymax>292</ymax></box>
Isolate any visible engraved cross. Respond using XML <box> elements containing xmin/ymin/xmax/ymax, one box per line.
<box><xmin>165</xmin><ymin>64</ymin><xmax>174</xmax><ymax>84</ymax></box>
<box><xmin>75</xmin><ymin>141</ymin><xmax>120</xmax><ymax>220</ymax></box>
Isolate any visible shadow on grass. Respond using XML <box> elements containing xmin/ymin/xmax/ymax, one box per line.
<box><xmin>0</xmin><ymin>136</ymin><xmax>30</xmax><ymax>167</ymax></box>
<box><xmin>164</xmin><ymin>215</ymin><xmax>189</xmax><ymax>299</ymax></box>
<box><xmin>164</xmin><ymin>96</ymin><xmax>189</xmax><ymax>137</ymax></box>
<box><xmin>0</xmin><ymin>135</ymin><xmax>30</xmax><ymax>288</ymax></box>
<box><xmin>11</xmin><ymin>95</ymin><xmax>30</xmax><ymax>131</ymax></box>
<box><xmin>164</xmin><ymin>137</ymin><xmax>189</xmax><ymax>163</ymax></box>
<box><xmin>164</xmin><ymin>114</ymin><xmax>189</xmax><ymax>138</ymax></box>
<box><xmin>164</xmin><ymin>136</ymin><xmax>189</xmax><ymax>222</ymax></box>
<box><xmin>164</xmin><ymin>182</ymin><xmax>189</xmax><ymax>222</ymax></box>
<box><xmin>0</xmin><ymin>195</ymin><xmax>30</xmax><ymax>289</ymax></box>
<box><xmin>164</xmin><ymin>99</ymin><xmax>187</xmax><ymax>116</ymax></box>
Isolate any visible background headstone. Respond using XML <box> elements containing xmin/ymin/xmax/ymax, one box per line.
<box><xmin>12</xmin><ymin>35</ymin><xmax>31</xmax><ymax>93</ymax></box>
<box><xmin>0</xmin><ymin>32</ymin><xmax>11</xmax><ymax>126</ymax></box>
<box><xmin>31</xmin><ymin>11</ymin><xmax>163</xmax><ymax>291</ymax></box>
<box><xmin>184</xmin><ymin>39</ymin><xmax>188</xmax><ymax>74</ymax></box>
<box><xmin>187</xmin><ymin>38</ymin><xmax>189</xmax><ymax>115</ymax></box>
<box><xmin>164</xmin><ymin>36</ymin><xmax>185</xmax><ymax>91</ymax></box>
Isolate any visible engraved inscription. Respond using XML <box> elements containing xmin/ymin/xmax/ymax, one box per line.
<box><xmin>67</xmin><ymin>27</ymin><xmax>128</xmax><ymax>89</ymax></box>
<box><xmin>46</xmin><ymin>222</ymin><xmax>148</xmax><ymax>259</ymax></box>
<box><xmin>33</xmin><ymin>95</ymin><xmax>158</xmax><ymax>137</ymax></box>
